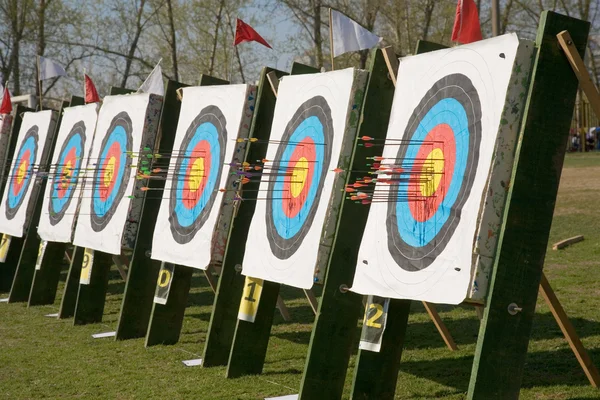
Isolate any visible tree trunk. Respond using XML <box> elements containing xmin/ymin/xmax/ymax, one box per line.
<box><xmin>36</xmin><ymin>0</ymin><xmax>47</xmax><ymax>102</ymax></box>
<box><xmin>422</xmin><ymin>0</ymin><xmax>435</xmax><ymax>41</ymax></box>
<box><xmin>166</xmin><ymin>0</ymin><xmax>178</xmax><ymax>81</ymax></box>
<box><xmin>313</xmin><ymin>0</ymin><xmax>323</xmax><ymax>69</ymax></box>
<box><xmin>208</xmin><ymin>0</ymin><xmax>225</xmax><ymax>76</ymax></box>
<box><xmin>121</xmin><ymin>0</ymin><xmax>147</xmax><ymax>88</ymax></box>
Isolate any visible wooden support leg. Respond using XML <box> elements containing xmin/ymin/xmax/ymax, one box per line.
<box><xmin>145</xmin><ymin>264</ymin><xmax>193</xmax><ymax>346</ymax></box>
<box><xmin>276</xmin><ymin>295</ymin><xmax>291</xmax><ymax>321</ymax></box>
<box><xmin>0</xmin><ymin>236</ymin><xmax>24</xmax><ymax>292</ymax></box>
<box><xmin>28</xmin><ymin>241</ymin><xmax>68</xmax><ymax>306</ymax></box>
<box><xmin>304</xmin><ymin>289</ymin><xmax>318</xmax><ymax>315</ymax></box>
<box><xmin>8</xmin><ymin>230</ymin><xmax>43</xmax><ymax>303</ymax></box>
<box><xmin>350</xmin><ymin>299</ymin><xmax>411</xmax><ymax>400</ymax></box>
<box><xmin>58</xmin><ymin>246</ymin><xmax>84</xmax><ymax>319</ymax></box>
<box><xmin>203</xmin><ymin>267</ymin><xmax>218</xmax><ymax>292</ymax></box>
<box><xmin>73</xmin><ymin>251</ymin><xmax>113</xmax><ymax>325</ymax></box>
<box><xmin>226</xmin><ymin>280</ymin><xmax>281</xmax><ymax>378</ymax></box>
<box><xmin>539</xmin><ymin>273</ymin><xmax>600</xmax><ymax>387</ymax></box>
<box><xmin>422</xmin><ymin>302</ymin><xmax>458</xmax><ymax>351</ymax></box>
<box><xmin>468</xmin><ymin>12</ymin><xmax>589</xmax><ymax>399</ymax></box>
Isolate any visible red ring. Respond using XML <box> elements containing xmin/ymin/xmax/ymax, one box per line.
<box><xmin>282</xmin><ymin>137</ymin><xmax>316</xmax><ymax>218</ymax></box>
<box><xmin>99</xmin><ymin>142</ymin><xmax>122</xmax><ymax>201</ymax></box>
<box><xmin>182</xmin><ymin>140</ymin><xmax>210</xmax><ymax>210</ymax></box>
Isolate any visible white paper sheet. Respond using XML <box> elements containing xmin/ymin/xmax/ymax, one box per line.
<box><xmin>351</xmin><ymin>34</ymin><xmax>523</xmax><ymax>304</ymax></box>
<box><xmin>150</xmin><ymin>85</ymin><xmax>253</xmax><ymax>269</ymax></box>
<box><xmin>73</xmin><ymin>94</ymin><xmax>153</xmax><ymax>254</ymax></box>
<box><xmin>242</xmin><ymin>68</ymin><xmax>357</xmax><ymax>289</ymax></box>
<box><xmin>38</xmin><ymin>104</ymin><xmax>99</xmax><ymax>242</ymax></box>
<box><xmin>0</xmin><ymin>110</ymin><xmax>56</xmax><ymax>237</ymax></box>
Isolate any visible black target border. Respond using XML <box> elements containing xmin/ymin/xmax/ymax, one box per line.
<box><xmin>265</xmin><ymin>95</ymin><xmax>333</xmax><ymax>260</ymax></box>
<box><xmin>168</xmin><ymin>105</ymin><xmax>227</xmax><ymax>245</ymax></box>
<box><xmin>386</xmin><ymin>73</ymin><xmax>482</xmax><ymax>272</ymax></box>
<box><xmin>5</xmin><ymin>126</ymin><xmax>39</xmax><ymax>220</ymax></box>
<box><xmin>48</xmin><ymin>121</ymin><xmax>87</xmax><ymax>226</ymax></box>
<box><xmin>90</xmin><ymin>111</ymin><xmax>133</xmax><ymax>232</ymax></box>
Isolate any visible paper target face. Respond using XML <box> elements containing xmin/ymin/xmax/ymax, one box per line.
<box><xmin>90</xmin><ymin>112</ymin><xmax>133</xmax><ymax>232</ymax></box>
<box><xmin>5</xmin><ymin>127</ymin><xmax>39</xmax><ymax>220</ymax></box>
<box><xmin>48</xmin><ymin>122</ymin><xmax>86</xmax><ymax>225</ymax></box>
<box><xmin>387</xmin><ymin>74</ymin><xmax>481</xmax><ymax>271</ymax></box>
<box><xmin>168</xmin><ymin>105</ymin><xmax>227</xmax><ymax>244</ymax></box>
<box><xmin>265</xmin><ymin>96</ymin><xmax>333</xmax><ymax>259</ymax></box>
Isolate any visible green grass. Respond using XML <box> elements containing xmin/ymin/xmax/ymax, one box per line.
<box><xmin>2</xmin><ymin>152</ymin><xmax>600</xmax><ymax>399</ymax></box>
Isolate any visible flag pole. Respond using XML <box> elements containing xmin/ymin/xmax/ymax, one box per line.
<box><xmin>83</xmin><ymin>68</ymin><xmax>87</xmax><ymax>103</ymax></box>
<box><xmin>329</xmin><ymin>8</ymin><xmax>335</xmax><ymax>71</ymax></box>
<box><xmin>37</xmin><ymin>56</ymin><xmax>43</xmax><ymax>111</ymax></box>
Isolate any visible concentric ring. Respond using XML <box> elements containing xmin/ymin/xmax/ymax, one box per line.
<box><xmin>48</xmin><ymin>121</ymin><xmax>86</xmax><ymax>225</ymax></box>
<box><xmin>386</xmin><ymin>73</ymin><xmax>482</xmax><ymax>271</ymax></box>
<box><xmin>5</xmin><ymin>126</ymin><xmax>39</xmax><ymax>220</ymax></box>
<box><xmin>168</xmin><ymin>105</ymin><xmax>227</xmax><ymax>244</ymax></box>
<box><xmin>90</xmin><ymin>112</ymin><xmax>133</xmax><ymax>232</ymax></box>
<box><xmin>265</xmin><ymin>96</ymin><xmax>333</xmax><ymax>259</ymax></box>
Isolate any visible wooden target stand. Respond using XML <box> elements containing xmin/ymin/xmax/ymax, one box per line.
<box><xmin>292</xmin><ymin>11</ymin><xmax>595</xmax><ymax>400</ymax></box>
<box><xmin>68</xmin><ymin>86</ymin><xmax>166</xmax><ymax>327</ymax></box>
<box><xmin>26</xmin><ymin>96</ymin><xmax>86</xmax><ymax>307</ymax></box>
<box><xmin>199</xmin><ymin>63</ymin><xmax>318</xmax><ymax>367</ymax></box>
<box><xmin>0</xmin><ymin>104</ymin><xmax>33</xmax><ymax>292</ymax></box>
<box><xmin>4</xmin><ymin>101</ymin><xmax>67</xmax><ymax>303</ymax></box>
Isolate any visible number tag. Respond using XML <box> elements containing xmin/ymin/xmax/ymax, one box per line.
<box><xmin>35</xmin><ymin>241</ymin><xmax>48</xmax><ymax>270</ymax></box>
<box><xmin>79</xmin><ymin>248</ymin><xmax>94</xmax><ymax>285</ymax></box>
<box><xmin>359</xmin><ymin>295</ymin><xmax>390</xmax><ymax>352</ymax></box>
<box><xmin>153</xmin><ymin>263</ymin><xmax>175</xmax><ymax>305</ymax></box>
<box><xmin>238</xmin><ymin>276</ymin><xmax>263</xmax><ymax>323</ymax></box>
<box><xmin>0</xmin><ymin>234</ymin><xmax>11</xmax><ymax>262</ymax></box>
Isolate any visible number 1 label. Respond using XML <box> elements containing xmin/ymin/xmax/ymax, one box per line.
<box><xmin>238</xmin><ymin>276</ymin><xmax>264</xmax><ymax>323</ymax></box>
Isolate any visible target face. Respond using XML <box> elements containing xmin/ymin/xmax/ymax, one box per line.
<box><xmin>265</xmin><ymin>96</ymin><xmax>333</xmax><ymax>259</ymax></box>
<box><xmin>5</xmin><ymin>127</ymin><xmax>39</xmax><ymax>220</ymax></box>
<box><xmin>386</xmin><ymin>73</ymin><xmax>482</xmax><ymax>271</ymax></box>
<box><xmin>90</xmin><ymin>112</ymin><xmax>133</xmax><ymax>232</ymax></box>
<box><xmin>48</xmin><ymin>121</ymin><xmax>86</xmax><ymax>225</ymax></box>
<box><xmin>168</xmin><ymin>105</ymin><xmax>226</xmax><ymax>244</ymax></box>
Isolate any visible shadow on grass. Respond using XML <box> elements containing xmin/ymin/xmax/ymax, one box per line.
<box><xmin>399</xmin><ymin>347</ymin><xmax>598</xmax><ymax>391</ymax></box>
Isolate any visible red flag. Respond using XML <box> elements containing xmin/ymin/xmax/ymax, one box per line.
<box><xmin>234</xmin><ymin>18</ymin><xmax>272</xmax><ymax>49</ymax></box>
<box><xmin>451</xmin><ymin>0</ymin><xmax>483</xmax><ymax>44</ymax></box>
<box><xmin>0</xmin><ymin>87</ymin><xmax>12</xmax><ymax>114</ymax></box>
<box><xmin>84</xmin><ymin>74</ymin><xmax>100</xmax><ymax>103</ymax></box>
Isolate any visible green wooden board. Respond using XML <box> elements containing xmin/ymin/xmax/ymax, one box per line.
<box><xmin>69</xmin><ymin>95</ymin><xmax>85</xmax><ymax>106</ymax></box>
<box><xmin>467</xmin><ymin>11</ymin><xmax>590</xmax><ymax>399</ymax></box>
<box><xmin>0</xmin><ymin>106</ymin><xmax>31</xmax><ymax>292</ymax></box>
<box><xmin>28</xmin><ymin>241</ymin><xmax>68</xmax><ymax>306</ymax></box>
<box><xmin>8</xmin><ymin>106</ymin><xmax>63</xmax><ymax>303</ymax></box>
<box><xmin>58</xmin><ymin>246</ymin><xmax>84</xmax><ymax>318</ymax></box>
<box><xmin>115</xmin><ymin>80</ymin><xmax>187</xmax><ymax>340</ymax></box>
<box><xmin>73</xmin><ymin>251</ymin><xmax>113</xmax><ymax>325</ymax></box>
<box><xmin>348</xmin><ymin>40</ymin><xmax>445</xmax><ymax>400</ymax></box>
<box><xmin>144</xmin><ymin>75</ymin><xmax>227</xmax><ymax>347</ymax></box>
<box><xmin>298</xmin><ymin>48</ymin><xmax>396</xmax><ymax>400</ymax></box>
<box><xmin>226</xmin><ymin>62</ymin><xmax>318</xmax><ymax>378</ymax></box>
<box><xmin>202</xmin><ymin>66</ymin><xmax>286</xmax><ymax>367</ymax></box>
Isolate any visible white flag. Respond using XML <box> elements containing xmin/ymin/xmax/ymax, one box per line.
<box><xmin>331</xmin><ymin>9</ymin><xmax>381</xmax><ymax>57</ymax></box>
<box><xmin>38</xmin><ymin>56</ymin><xmax>67</xmax><ymax>81</ymax></box>
<box><xmin>138</xmin><ymin>61</ymin><xmax>164</xmax><ymax>96</ymax></box>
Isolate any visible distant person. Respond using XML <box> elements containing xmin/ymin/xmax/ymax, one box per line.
<box><xmin>571</xmin><ymin>133</ymin><xmax>580</xmax><ymax>152</ymax></box>
<box><xmin>595</xmin><ymin>127</ymin><xmax>600</xmax><ymax>150</ymax></box>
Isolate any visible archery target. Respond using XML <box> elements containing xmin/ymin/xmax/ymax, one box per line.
<box><xmin>242</xmin><ymin>68</ymin><xmax>363</xmax><ymax>289</ymax></box>
<box><xmin>38</xmin><ymin>104</ymin><xmax>99</xmax><ymax>243</ymax></box>
<box><xmin>265</xmin><ymin>96</ymin><xmax>333</xmax><ymax>259</ymax></box>
<box><xmin>0</xmin><ymin>110</ymin><xmax>56</xmax><ymax>238</ymax></box>
<box><xmin>151</xmin><ymin>84</ymin><xmax>255</xmax><ymax>269</ymax></box>
<box><xmin>168</xmin><ymin>105</ymin><xmax>226</xmax><ymax>244</ymax></box>
<box><xmin>352</xmin><ymin>34</ymin><xmax>525</xmax><ymax>304</ymax></box>
<box><xmin>387</xmin><ymin>73</ymin><xmax>481</xmax><ymax>271</ymax></box>
<box><xmin>90</xmin><ymin>112</ymin><xmax>133</xmax><ymax>231</ymax></box>
<box><xmin>73</xmin><ymin>94</ymin><xmax>158</xmax><ymax>255</ymax></box>
<box><xmin>6</xmin><ymin>127</ymin><xmax>38</xmax><ymax>220</ymax></box>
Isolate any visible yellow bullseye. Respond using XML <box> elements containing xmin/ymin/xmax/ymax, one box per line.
<box><xmin>420</xmin><ymin>148</ymin><xmax>444</xmax><ymax>197</ymax></box>
<box><xmin>104</xmin><ymin>157</ymin><xmax>116</xmax><ymax>187</ymax></box>
<box><xmin>61</xmin><ymin>160</ymin><xmax>73</xmax><ymax>189</ymax></box>
<box><xmin>290</xmin><ymin>157</ymin><xmax>308</xmax><ymax>198</ymax></box>
<box><xmin>16</xmin><ymin>161</ymin><xmax>28</xmax><ymax>184</ymax></box>
<box><xmin>189</xmin><ymin>158</ymin><xmax>205</xmax><ymax>192</ymax></box>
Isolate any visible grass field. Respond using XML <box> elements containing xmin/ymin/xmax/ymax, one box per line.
<box><xmin>2</xmin><ymin>152</ymin><xmax>600</xmax><ymax>399</ymax></box>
